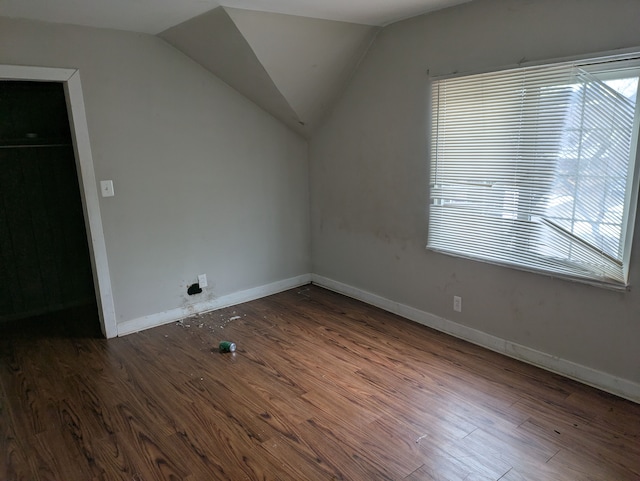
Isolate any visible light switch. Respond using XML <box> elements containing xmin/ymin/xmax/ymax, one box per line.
<box><xmin>100</xmin><ymin>180</ymin><xmax>114</xmax><ymax>197</ymax></box>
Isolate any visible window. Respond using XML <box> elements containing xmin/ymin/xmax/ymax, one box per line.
<box><xmin>428</xmin><ymin>54</ymin><xmax>640</xmax><ymax>288</ymax></box>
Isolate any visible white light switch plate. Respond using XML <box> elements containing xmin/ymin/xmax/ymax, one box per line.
<box><xmin>100</xmin><ymin>180</ymin><xmax>114</xmax><ymax>197</ymax></box>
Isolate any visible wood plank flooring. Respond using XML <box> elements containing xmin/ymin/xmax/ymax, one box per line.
<box><xmin>1</xmin><ymin>285</ymin><xmax>639</xmax><ymax>480</ymax></box>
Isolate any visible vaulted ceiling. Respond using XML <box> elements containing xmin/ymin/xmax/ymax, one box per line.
<box><xmin>1</xmin><ymin>0</ymin><xmax>471</xmax><ymax>136</ymax></box>
<box><xmin>160</xmin><ymin>8</ymin><xmax>379</xmax><ymax>135</ymax></box>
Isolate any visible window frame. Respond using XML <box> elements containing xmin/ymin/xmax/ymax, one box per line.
<box><xmin>427</xmin><ymin>50</ymin><xmax>640</xmax><ymax>290</ymax></box>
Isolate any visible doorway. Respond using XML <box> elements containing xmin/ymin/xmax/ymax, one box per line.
<box><xmin>0</xmin><ymin>65</ymin><xmax>116</xmax><ymax>338</ymax></box>
<box><xmin>1</xmin><ymin>81</ymin><xmax>100</xmax><ymax>336</ymax></box>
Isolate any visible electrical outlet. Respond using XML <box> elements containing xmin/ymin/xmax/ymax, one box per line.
<box><xmin>453</xmin><ymin>295</ymin><xmax>462</xmax><ymax>312</ymax></box>
<box><xmin>198</xmin><ymin>273</ymin><xmax>208</xmax><ymax>288</ymax></box>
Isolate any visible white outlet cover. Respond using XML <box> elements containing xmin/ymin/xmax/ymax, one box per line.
<box><xmin>453</xmin><ymin>296</ymin><xmax>462</xmax><ymax>312</ymax></box>
<box><xmin>198</xmin><ymin>273</ymin><xmax>208</xmax><ymax>288</ymax></box>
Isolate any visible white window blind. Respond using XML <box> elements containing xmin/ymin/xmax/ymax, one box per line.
<box><xmin>428</xmin><ymin>54</ymin><xmax>640</xmax><ymax>288</ymax></box>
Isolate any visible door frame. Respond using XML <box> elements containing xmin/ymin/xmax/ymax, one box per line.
<box><xmin>1</xmin><ymin>64</ymin><xmax>117</xmax><ymax>338</ymax></box>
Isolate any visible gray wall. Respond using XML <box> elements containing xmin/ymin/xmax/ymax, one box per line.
<box><xmin>0</xmin><ymin>18</ymin><xmax>310</xmax><ymax>325</ymax></box>
<box><xmin>310</xmin><ymin>0</ymin><xmax>640</xmax><ymax>384</ymax></box>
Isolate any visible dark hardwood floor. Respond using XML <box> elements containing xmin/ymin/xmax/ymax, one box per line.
<box><xmin>1</xmin><ymin>285</ymin><xmax>638</xmax><ymax>480</ymax></box>
<box><xmin>0</xmin><ymin>302</ymin><xmax>102</xmax><ymax>340</ymax></box>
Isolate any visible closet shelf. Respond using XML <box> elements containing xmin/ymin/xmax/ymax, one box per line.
<box><xmin>0</xmin><ymin>142</ymin><xmax>72</xmax><ymax>149</ymax></box>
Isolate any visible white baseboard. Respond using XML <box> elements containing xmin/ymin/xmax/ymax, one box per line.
<box><xmin>117</xmin><ymin>274</ymin><xmax>312</xmax><ymax>337</ymax></box>
<box><xmin>311</xmin><ymin>274</ymin><xmax>640</xmax><ymax>403</ymax></box>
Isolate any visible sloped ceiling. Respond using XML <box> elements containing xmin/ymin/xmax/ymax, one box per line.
<box><xmin>0</xmin><ymin>0</ymin><xmax>471</xmax><ymax>34</ymax></box>
<box><xmin>1</xmin><ymin>0</ymin><xmax>471</xmax><ymax>136</ymax></box>
<box><xmin>161</xmin><ymin>8</ymin><xmax>378</xmax><ymax>136</ymax></box>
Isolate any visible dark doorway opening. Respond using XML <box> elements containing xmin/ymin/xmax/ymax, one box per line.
<box><xmin>0</xmin><ymin>80</ymin><xmax>101</xmax><ymax>338</ymax></box>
